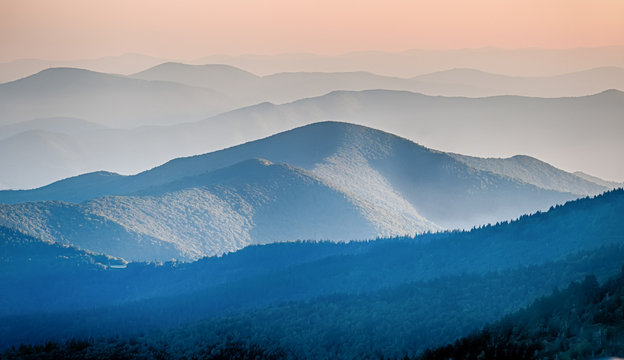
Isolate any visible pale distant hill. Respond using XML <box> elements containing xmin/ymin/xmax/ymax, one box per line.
<box><xmin>0</xmin><ymin>67</ymin><xmax>235</xmax><ymax>128</ymax></box>
<box><xmin>131</xmin><ymin>63</ymin><xmax>422</xmax><ymax>104</ymax></box>
<box><xmin>0</xmin><ymin>130</ymin><xmax>93</xmax><ymax>190</ymax></box>
<box><xmin>192</xmin><ymin>46</ymin><xmax>624</xmax><ymax>77</ymax></box>
<box><xmin>3</xmin><ymin>47</ymin><xmax>624</xmax><ymax>83</ymax></box>
<box><xmin>0</xmin><ymin>117</ymin><xmax>105</xmax><ymax>141</ymax></box>
<box><xmin>131</xmin><ymin>62</ymin><xmax>261</xmax><ymax>90</ymax></box>
<box><xmin>131</xmin><ymin>62</ymin><xmax>624</xmax><ymax>101</ymax></box>
<box><xmin>411</xmin><ymin>66</ymin><xmax>624</xmax><ymax>97</ymax></box>
<box><xmin>0</xmin><ymin>53</ymin><xmax>167</xmax><ymax>83</ymax></box>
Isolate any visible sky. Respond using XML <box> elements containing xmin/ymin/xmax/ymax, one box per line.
<box><xmin>1</xmin><ymin>0</ymin><xmax>623</xmax><ymax>62</ymax></box>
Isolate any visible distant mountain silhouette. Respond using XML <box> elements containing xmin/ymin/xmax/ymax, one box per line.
<box><xmin>131</xmin><ymin>62</ymin><xmax>624</xmax><ymax>103</ymax></box>
<box><xmin>0</xmin><ymin>67</ymin><xmax>234</xmax><ymax>128</ymax></box>
<box><xmin>4</xmin><ymin>47</ymin><xmax>624</xmax><ymax>84</ymax></box>
<box><xmin>0</xmin><ymin>53</ymin><xmax>167</xmax><ymax>83</ymax></box>
<box><xmin>131</xmin><ymin>62</ymin><xmax>425</xmax><ymax>104</ymax></box>
<box><xmin>0</xmin><ymin>117</ymin><xmax>104</xmax><ymax>141</ymax></box>
<box><xmin>411</xmin><ymin>66</ymin><xmax>624</xmax><ymax>97</ymax></box>
<box><xmin>0</xmin><ymin>129</ymin><xmax>94</xmax><ymax>190</ymax></box>
<box><xmin>193</xmin><ymin>47</ymin><xmax>624</xmax><ymax>77</ymax></box>
<box><xmin>131</xmin><ymin>62</ymin><xmax>261</xmax><ymax>92</ymax></box>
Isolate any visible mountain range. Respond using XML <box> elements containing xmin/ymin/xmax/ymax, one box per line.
<box><xmin>2</xmin><ymin>46</ymin><xmax>624</xmax><ymax>360</ymax></box>
<box><xmin>132</xmin><ymin>62</ymin><xmax>624</xmax><ymax>100</ymax></box>
<box><xmin>3</xmin><ymin>47</ymin><xmax>623</xmax><ymax>84</ymax></box>
<box><xmin>0</xmin><ymin>53</ymin><xmax>167</xmax><ymax>83</ymax></box>
<box><xmin>1</xmin><ymin>88</ymin><xmax>623</xmax><ymax>190</ymax></box>
<box><xmin>0</xmin><ymin>122</ymin><xmax>617</xmax><ymax>261</ymax></box>
<box><xmin>3</xmin><ymin>63</ymin><xmax>621</xmax><ymax>134</ymax></box>
<box><xmin>193</xmin><ymin>47</ymin><xmax>624</xmax><ymax>77</ymax></box>
<box><xmin>0</xmin><ymin>67</ymin><xmax>234</xmax><ymax>128</ymax></box>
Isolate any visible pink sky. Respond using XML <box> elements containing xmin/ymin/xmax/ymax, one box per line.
<box><xmin>1</xmin><ymin>0</ymin><xmax>623</xmax><ymax>61</ymax></box>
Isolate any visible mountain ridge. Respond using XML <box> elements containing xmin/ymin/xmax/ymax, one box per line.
<box><xmin>0</xmin><ymin>122</ymin><xmax>589</xmax><ymax>260</ymax></box>
<box><xmin>0</xmin><ymin>67</ymin><xmax>235</xmax><ymax>128</ymax></box>
<box><xmin>448</xmin><ymin>153</ymin><xmax>608</xmax><ymax>195</ymax></box>
<box><xmin>131</xmin><ymin>62</ymin><xmax>624</xmax><ymax>102</ymax></box>
<box><xmin>1</xmin><ymin>88</ymin><xmax>622</xmax><ymax>189</ymax></box>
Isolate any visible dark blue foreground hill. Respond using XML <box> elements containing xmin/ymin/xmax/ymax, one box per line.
<box><xmin>1</xmin><ymin>189</ymin><xmax>623</xmax><ymax>358</ymax></box>
<box><xmin>418</xmin><ymin>267</ymin><xmax>624</xmax><ymax>360</ymax></box>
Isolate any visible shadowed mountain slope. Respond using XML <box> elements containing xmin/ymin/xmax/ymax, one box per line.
<box><xmin>0</xmin><ymin>200</ymin><xmax>183</xmax><ymax>261</ymax></box>
<box><xmin>0</xmin><ymin>157</ymin><xmax>389</xmax><ymax>260</ymax></box>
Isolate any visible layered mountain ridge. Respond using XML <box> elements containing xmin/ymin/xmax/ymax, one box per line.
<box><xmin>132</xmin><ymin>62</ymin><xmax>624</xmax><ymax>100</ymax></box>
<box><xmin>0</xmin><ymin>122</ymin><xmax>608</xmax><ymax>261</ymax></box>
<box><xmin>3</xmin><ymin>48</ymin><xmax>624</xmax><ymax>360</ymax></box>
<box><xmin>0</xmin><ymin>67</ymin><xmax>234</xmax><ymax>128</ymax></box>
<box><xmin>1</xmin><ymin>88</ymin><xmax>622</xmax><ymax>189</ymax></box>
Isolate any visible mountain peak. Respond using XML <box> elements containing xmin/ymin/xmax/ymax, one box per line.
<box><xmin>130</xmin><ymin>62</ymin><xmax>260</xmax><ymax>84</ymax></box>
<box><xmin>142</xmin><ymin>62</ymin><xmax>254</xmax><ymax>74</ymax></box>
<box><xmin>9</xmin><ymin>67</ymin><xmax>114</xmax><ymax>84</ymax></box>
<box><xmin>593</xmin><ymin>88</ymin><xmax>624</xmax><ymax>96</ymax></box>
<box><xmin>508</xmin><ymin>154</ymin><xmax>541</xmax><ymax>162</ymax></box>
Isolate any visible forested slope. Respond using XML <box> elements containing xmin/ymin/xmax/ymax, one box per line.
<box><xmin>1</xmin><ymin>190</ymin><xmax>623</xmax><ymax>359</ymax></box>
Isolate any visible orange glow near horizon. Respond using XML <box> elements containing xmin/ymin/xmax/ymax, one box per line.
<box><xmin>1</xmin><ymin>0</ymin><xmax>623</xmax><ymax>61</ymax></box>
